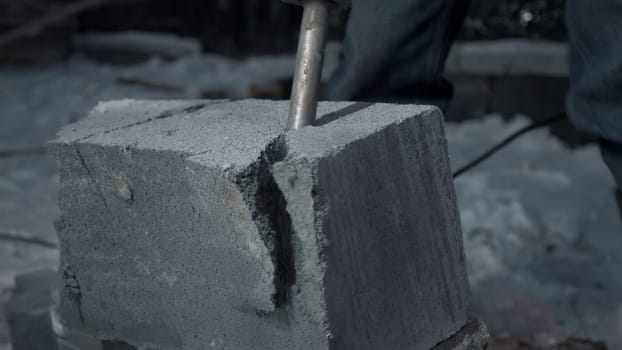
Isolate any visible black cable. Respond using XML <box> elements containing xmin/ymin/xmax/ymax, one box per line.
<box><xmin>0</xmin><ymin>231</ymin><xmax>58</xmax><ymax>249</ymax></box>
<box><xmin>452</xmin><ymin>113</ymin><xmax>568</xmax><ymax>178</ymax></box>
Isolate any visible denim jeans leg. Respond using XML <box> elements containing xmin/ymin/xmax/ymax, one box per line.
<box><xmin>566</xmin><ymin>0</ymin><xmax>622</xmax><ymax>185</ymax></box>
<box><xmin>325</xmin><ymin>0</ymin><xmax>471</xmax><ymax>111</ymax></box>
<box><xmin>601</xmin><ymin>140</ymin><xmax>622</xmax><ymax>187</ymax></box>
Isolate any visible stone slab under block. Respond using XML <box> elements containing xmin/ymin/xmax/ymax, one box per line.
<box><xmin>51</xmin><ymin>99</ymin><xmax>476</xmax><ymax>349</ymax></box>
<box><xmin>5</xmin><ymin>270</ymin><xmax>59</xmax><ymax>350</ymax></box>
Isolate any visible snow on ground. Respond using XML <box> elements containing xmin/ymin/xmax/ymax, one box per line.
<box><xmin>447</xmin><ymin>118</ymin><xmax>622</xmax><ymax>347</ymax></box>
<box><xmin>0</xmin><ymin>56</ymin><xmax>620</xmax><ymax>349</ymax></box>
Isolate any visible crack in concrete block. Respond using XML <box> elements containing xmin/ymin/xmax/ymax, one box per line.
<box><xmin>61</xmin><ymin>266</ymin><xmax>83</xmax><ymax>325</ymax></box>
<box><xmin>53</xmin><ymin>100</ymin><xmax>227</xmax><ymax>146</ymax></box>
<box><xmin>75</xmin><ymin>102</ymin><xmax>209</xmax><ymax>143</ymax></box>
<box><xmin>72</xmin><ymin>144</ymin><xmax>125</xmax><ymax>234</ymax></box>
<box><xmin>235</xmin><ymin>136</ymin><xmax>295</xmax><ymax>309</ymax></box>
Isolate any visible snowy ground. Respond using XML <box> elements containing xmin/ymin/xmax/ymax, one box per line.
<box><xmin>0</xmin><ymin>55</ymin><xmax>620</xmax><ymax>349</ymax></box>
<box><xmin>449</xmin><ymin>119</ymin><xmax>622</xmax><ymax>347</ymax></box>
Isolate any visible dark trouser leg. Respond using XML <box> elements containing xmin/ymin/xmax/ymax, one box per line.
<box><xmin>601</xmin><ymin>140</ymin><xmax>622</xmax><ymax>188</ymax></box>
<box><xmin>325</xmin><ymin>0</ymin><xmax>471</xmax><ymax>111</ymax></box>
<box><xmin>566</xmin><ymin>0</ymin><xmax>622</xmax><ymax>186</ymax></box>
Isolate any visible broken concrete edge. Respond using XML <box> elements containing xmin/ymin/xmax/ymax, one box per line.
<box><xmin>254</xmin><ymin>103</ymin><xmax>448</xmax><ymax>336</ymax></box>
<box><xmin>203</xmin><ymin>103</ymin><xmax>447</xmax><ymax>339</ymax></box>
<box><xmin>221</xmin><ymin>133</ymin><xmax>295</xmax><ymax>312</ymax></box>
<box><xmin>431</xmin><ymin>318</ymin><xmax>489</xmax><ymax>350</ymax></box>
<box><xmin>271</xmin><ymin>155</ymin><xmax>330</xmax><ymax>338</ymax></box>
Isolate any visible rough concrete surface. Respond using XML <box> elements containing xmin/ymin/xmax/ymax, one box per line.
<box><xmin>273</xmin><ymin>103</ymin><xmax>469</xmax><ymax>349</ymax></box>
<box><xmin>51</xmin><ymin>99</ymin><xmax>470</xmax><ymax>349</ymax></box>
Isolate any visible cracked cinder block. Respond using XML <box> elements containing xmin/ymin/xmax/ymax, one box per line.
<box><xmin>51</xmin><ymin>99</ymin><xmax>472</xmax><ymax>349</ymax></box>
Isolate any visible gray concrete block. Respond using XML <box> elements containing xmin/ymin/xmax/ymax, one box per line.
<box><xmin>273</xmin><ymin>103</ymin><xmax>469</xmax><ymax>350</ymax></box>
<box><xmin>52</xmin><ymin>99</ymin><xmax>470</xmax><ymax>349</ymax></box>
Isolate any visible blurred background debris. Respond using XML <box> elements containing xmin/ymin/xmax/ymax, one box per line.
<box><xmin>0</xmin><ymin>0</ymin><xmax>567</xmax><ymax>63</ymax></box>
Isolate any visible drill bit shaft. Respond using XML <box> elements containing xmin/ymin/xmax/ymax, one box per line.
<box><xmin>287</xmin><ymin>0</ymin><xmax>329</xmax><ymax>129</ymax></box>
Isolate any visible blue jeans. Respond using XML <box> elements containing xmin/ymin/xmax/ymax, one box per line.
<box><xmin>566</xmin><ymin>0</ymin><xmax>622</xmax><ymax>186</ymax></box>
<box><xmin>327</xmin><ymin>0</ymin><xmax>622</xmax><ymax>186</ymax></box>
<box><xmin>325</xmin><ymin>0</ymin><xmax>471</xmax><ymax>111</ymax></box>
